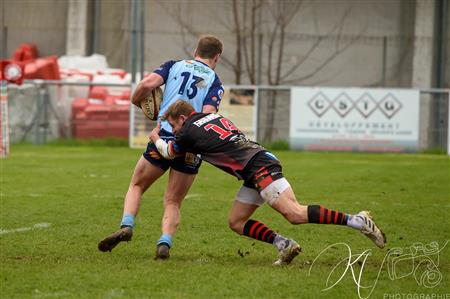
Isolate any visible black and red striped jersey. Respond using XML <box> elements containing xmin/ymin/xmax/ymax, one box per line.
<box><xmin>174</xmin><ymin>113</ymin><xmax>265</xmax><ymax>180</ymax></box>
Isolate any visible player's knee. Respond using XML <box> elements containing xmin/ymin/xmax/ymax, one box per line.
<box><xmin>284</xmin><ymin>210</ymin><xmax>307</xmax><ymax>224</ymax></box>
<box><xmin>128</xmin><ymin>184</ymin><xmax>145</xmax><ymax>199</ymax></box>
<box><xmin>228</xmin><ymin>218</ymin><xmax>245</xmax><ymax>235</ymax></box>
<box><xmin>129</xmin><ymin>177</ymin><xmax>151</xmax><ymax>194</ymax></box>
<box><xmin>163</xmin><ymin>195</ymin><xmax>183</xmax><ymax>208</ymax></box>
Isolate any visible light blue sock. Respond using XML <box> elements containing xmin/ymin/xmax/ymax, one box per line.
<box><xmin>120</xmin><ymin>213</ymin><xmax>135</xmax><ymax>228</ymax></box>
<box><xmin>157</xmin><ymin>234</ymin><xmax>173</xmax><ymax>248</ymax></box>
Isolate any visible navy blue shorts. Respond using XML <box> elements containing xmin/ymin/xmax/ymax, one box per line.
<box><xmin>143</xmin><ymin>129</ymin><xmax>201</xmax><ymax>174</ymax></box>
<box><xmin>242</xmin><ymin>151</ymin><xmax>284</xmax><ymax>192</ymax></box>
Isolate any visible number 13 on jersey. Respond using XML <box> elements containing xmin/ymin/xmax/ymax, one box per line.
<box><xmin>178</xmin><ymin>72</ymin><xmax>203</xmax><ymax>99</ymax></box>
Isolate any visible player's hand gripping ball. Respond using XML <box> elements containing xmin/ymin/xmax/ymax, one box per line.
<box><xmin>140</xmin><ymin>86</ymin><xmax>163</xmax><ymax>120</ymax></box>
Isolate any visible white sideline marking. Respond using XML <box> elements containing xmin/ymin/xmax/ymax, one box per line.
<box><xmin>34</xmin><ymin>289</ymin><xmax>69</xmax><ymax>298</ymax></box>
<box><xmin>0</xmin><ymin>222</ymin><xmax>51</xmax><ymax>235</ymax></box>
<box><xmin>106</xmin><ymin>289</ymin><xmax>126</xmax><ymax>298</ymax></box>
<box><xmin>185</xmin><ymin>193</ymin><xmax>202</xmax><ymax>199</ymax></box>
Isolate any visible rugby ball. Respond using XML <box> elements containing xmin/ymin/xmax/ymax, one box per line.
<box><xmin>140</xmin><ymin>86</ymin><xmax>163</xmax><ymax>120</ymax></box>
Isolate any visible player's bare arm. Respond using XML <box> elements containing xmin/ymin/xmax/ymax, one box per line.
<box><xmin>131</xmin><ymin>73</ymin><xmax>164</xmax><ymax>107</ymax></box>
<box><xmin>149</xmin><ymin>122</ymin><xmax>161</xmax><ymax>143</ymax></box>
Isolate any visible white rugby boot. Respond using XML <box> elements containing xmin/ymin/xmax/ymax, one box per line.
<box><xmin>355</xmin><ymin>211</ymin><xmax>386</xmax><ymax>248</ymax></box>
<box><xmin>273</xmin><ymin>239</ymin><xmax>301</xmax><ymax>266</ymax></box>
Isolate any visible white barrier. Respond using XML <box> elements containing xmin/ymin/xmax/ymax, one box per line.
<box><xmin>289</xmin><ymin>87</ymin><xmax>420</xmax><ymax>152</ymax></box>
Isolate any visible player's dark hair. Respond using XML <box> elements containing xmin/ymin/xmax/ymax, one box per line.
<box><xmin>162</xmin><ymin>100</ymin><xmax>195</xmax><ymax>121</ymax></box>
<box><xmin>195</xmin><ymin>35</ymin><xmax>223</xmax><ymax>59</ymax></box>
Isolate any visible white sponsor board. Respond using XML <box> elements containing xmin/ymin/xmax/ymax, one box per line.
<box><xmin>290</xmin><ymin>87</ymin><xmax>420</xmax><ymax>152</ymax></box>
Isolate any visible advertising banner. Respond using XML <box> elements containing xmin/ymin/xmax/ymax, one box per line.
<box><xmin>290</xmin><ymin>87</ymin><xmax>420</xmax><ymax>152</ymax></box>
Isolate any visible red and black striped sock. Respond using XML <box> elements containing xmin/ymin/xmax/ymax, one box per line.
<box><xmin>243</xmin><ymin>219</ymin><xmax>276</xmax><ymax>244</ymax></box>
<box><xmin>307</xmin><ymin>205</ymin><xmax>349</xmax><ymax>225</ymax></box>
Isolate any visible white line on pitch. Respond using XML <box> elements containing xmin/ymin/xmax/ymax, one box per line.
<box><xmin>0</xmin><ymin>223</ymin><xmax>51</xmax><ymax>235</ymax></box>
<box><xmin>185</xmin><ymin>193</ymin><xmax>202</xmax><ymax>199</ymax></box>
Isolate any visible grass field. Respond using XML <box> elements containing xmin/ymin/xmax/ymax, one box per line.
<box><xmin>1</xmin><ymin>144</ymin><xmax>449</xmax><ymax>299</ymax></box>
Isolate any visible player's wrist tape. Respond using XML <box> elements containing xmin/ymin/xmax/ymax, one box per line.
<box><xmin>155</xmin><ymin>138</ymin><xmax>174</xmax><ymax>159</ymax></box>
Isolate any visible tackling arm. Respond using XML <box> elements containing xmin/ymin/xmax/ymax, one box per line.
<box><xmin>149</xmin><ymin>122</ymin><xmax>178</xmax><ymax>160</ymax></box>
<box><xmin>155</xmin><ymin>139</ymin><xmax>177</xmax><ymax>160</ymax></box>
<box><xmin>131</xmin><ymin>73</ymin><xmax>164</xmax><ymax>107</ymax></box>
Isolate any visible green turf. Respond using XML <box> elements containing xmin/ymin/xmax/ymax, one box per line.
<box><xmin>1</xmin><ymin>144</ymin><xmax>449</xmax><ymax>299</ymax></box>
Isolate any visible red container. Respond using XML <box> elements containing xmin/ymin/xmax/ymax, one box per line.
<box><xmin>73</xmin><ymin>121</ymin><xmax>108</xmax><ymax>139</ymax></box>
<box><xmin>85</xmin><ymin>103</ymin><xmax>111</xmax><ymax>121</ymax></box>
<box><xmin>72</xmin><ymin>120</ymin><xmax>129</xmax><ymax>139</ymax></box>
<box><xmin>106</xmin><ymin>120</ymin><xmax>129</xmax><ymax>138</ymax></box>
<box><xmin>71</xmin><ymin>96</ymin><xmax>129</xmax><ymax>139</ymax></box>
<box><xmin>89</xmin><ymin>86</ymin><xmax>109</xmax><ymax>100</ymax></box>
<box><xmin>71</xmin><ymin>98</ymin><xmax>89</xmax><ymax>119</ymax></box>
<box><xmin>23</xmin><ymin>62</ymin><xmax>39</xmax><ymax>79</ymax></box>
<box><xmin>23</xmin><ymin>56</ymin><xmax>60</xmax><ymax>80</ymax></box>
<box><xmin>20</xmin><ymin>44</ymin><xmax>38</xmax><ymax>61</ymax></box>
<box><xmin>35</xmin><ymin>56</ymin><xmax>60</xmax><ymax>80</ymax></box>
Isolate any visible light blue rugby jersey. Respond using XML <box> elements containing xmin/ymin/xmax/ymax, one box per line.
<box><xmin>154</xmin><ymin>59</ymin><xmax>224</xmax><ymax>133</ymax></box>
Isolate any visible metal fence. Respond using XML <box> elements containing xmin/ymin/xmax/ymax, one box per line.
<box><xmin>7</xmin><ymin>80</ymin><xmax>132</xmax><ymax>144</ymax></box>
<box><xmin>5</xmin><ymin>81</ymin><xmax>449</xmax><ymax>152</ymax></box>
<box><xmin>226</xmin><ymin>85</ymin><xmax>449</xmax><ymax>151</ymax></box>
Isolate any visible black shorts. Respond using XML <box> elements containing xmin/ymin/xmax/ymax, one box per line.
<box><xmin>143</xmin><ymin>129</ymin><xmax>202</xmax><ymax>174</ymax></box>
<box><xmin>243</xmin><ymin>151</ymin><xmax>284</xmax><ymax>192</ymax></box>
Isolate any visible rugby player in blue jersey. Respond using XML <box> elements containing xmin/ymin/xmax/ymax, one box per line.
<box><xmin>98</xmin><ymin>35</ymin><xmax>225</xmax><ymax>259</ymax></box>
<box><xmin>149</xmin><ymin>101</ymin><xmax>386</xmax><ymax>265</ymax></box>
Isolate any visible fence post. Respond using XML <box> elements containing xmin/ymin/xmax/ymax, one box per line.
<box><xmin>253</xmin><ymin>86</ymin><xmax>259</xmax><ymax>142</ymax></box>
<box><xmin>0</xmin><ymin>80</ymin><xmax>9</xmax><ymax>157</ymax></box>
<box><xmin>448</xmin><ymin>92</ymin><xmax>450</xmax><ymax>155</ymax></box>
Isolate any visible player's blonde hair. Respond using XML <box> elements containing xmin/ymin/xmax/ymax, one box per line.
<box><xmin>161</xmin><ymin>100</ymin><xmax>195</xmax><ymax>121</ymax></box>
<box><xmin>195</xmin><ymin>35</ymin><xmax>223</xmax><ymax>59</ymax></box>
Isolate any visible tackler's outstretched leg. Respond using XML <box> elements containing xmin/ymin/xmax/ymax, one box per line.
<box><xmin>270</xmin><ymin>185</ymin><xmax>386</xmax><ymax>248</ymax></box>
<box><xmin>228</xmin><ymin>186</ymin><xmax>301</xmax><ymax>266</ymax></box>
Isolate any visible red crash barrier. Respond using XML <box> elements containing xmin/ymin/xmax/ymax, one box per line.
<box><xmin>12</xmin><ymin>43</ymin><xmax>38</xmax><ymax>62</ymax></box>
<box><xmin>72</xmin><ymin>97</ymin><xmax>130</xmax><ymax>139</ymax></box>
<box><xmin>23</xmin><ymin>56</ymin><xmax>60</xmax><ymax>80</ymax></box>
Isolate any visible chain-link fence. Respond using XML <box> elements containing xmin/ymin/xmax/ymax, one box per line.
<box><xmin>4</xmin><ymin>81</ymin><xmax>449</xmax><ymax>153</ymax></box>
<box><xmin>2</xmin><ymin>1</ymin><xmax>448</xmax><ymax>89</ymax></box>
<box><xmin>7</xmin><ymin>81</ymin><xmax>132</xmax><ymax>144</ymax></box>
